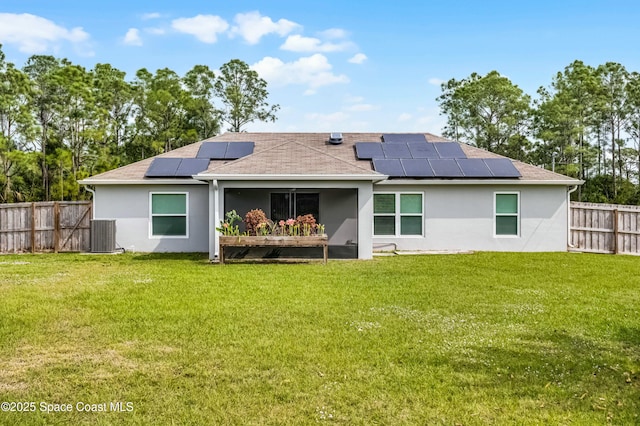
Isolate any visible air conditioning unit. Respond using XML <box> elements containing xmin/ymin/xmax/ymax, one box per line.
<box><xmin>91</xmin><ymin>220</ymin><xmax>117</xmax><ymax>253</ymax></box>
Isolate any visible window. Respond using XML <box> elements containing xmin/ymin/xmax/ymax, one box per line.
<box><xmin>271</xmin><ymin>192</ymin><xmax>319</xmax><ymax>221</ymax></box>
<box><xmin>373</xmin><ymin>193</ymin><xmax>423</xmax><ymax>236</ymax></box>
<box><xmin>495</xmin><ymin>192</ymin><xmax>519</xmax><ymax>237</ymax></box>
<box><xmin>150</xmin><ymin>193</ymin><xmax>188</xmax><ymax>237</ymax></box>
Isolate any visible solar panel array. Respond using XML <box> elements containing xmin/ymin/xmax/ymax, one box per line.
<box><xmin>145</xmin><ymin>158</ymin><xmax>210</xmax><ymax>178</ymax></box>
<box><xmin>355</xmin><ymin>141</ymin><xmax>465</xmax><ymax>160</ymax></box>
<box><xmin>382</xmin><ymin>133</ymin><xmax>428</xmax><ymax>143</ymax></box>
<box><xmin>356</xmin><ymin>135</ymin><xmax>521</xmax><ymax>179</ymax></box>
<box><xmin>370</xmin><ymin>157</ymin><xmax>519</xmax><ymax>178</ymax></box>
<box><xmin>146</xmin><ymin>141</ymin><xmax>256</xmax><ymax>178</ymax></box>
<box><xmin>197</xmin><ymin>142</ymin><xmax>254</xmax><ymax>160</ymax></box>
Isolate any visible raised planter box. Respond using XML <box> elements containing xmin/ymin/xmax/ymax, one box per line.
<box><xmin>219</xmin><ymin>235</ymin><xmax>328</xmax><ymax>264</ymax></box>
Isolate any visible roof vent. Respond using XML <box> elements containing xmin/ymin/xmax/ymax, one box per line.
<box><xmin>329</xmin><ymin>132</ymin><xmax>343</xmax><ymax>145</ymax></box>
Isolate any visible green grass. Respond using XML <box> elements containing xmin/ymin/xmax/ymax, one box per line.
<box><xmin>0</xmin><ymin>252</ymin><xmax>638</xmax><ymax>425</ymax></box>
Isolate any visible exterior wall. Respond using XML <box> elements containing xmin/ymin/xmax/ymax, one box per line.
<box><xmin>373</xmin><ymin>184</ymin><xmax>569</xmax><ymax>252</ymax></box>
<box><xmin>92</xmin><ymin>180</ymin><xmax>569</xmax><ymax>256</ymax></box>
<box><xmin>94</xmin><ymin>184</ymin><xmax>209</xmax><ymax>252</ymax></box>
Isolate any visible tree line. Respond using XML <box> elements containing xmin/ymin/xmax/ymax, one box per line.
<box><xmin>0</xmin><ymin>45</ymin><xmax>278</xmax><ymax>203</ymax></box>
<box><xmin>2</xmin><ymin>48</ymin><xmax>639</xmax><ymax>205</ymax></box>
<box><xmin>438</xmin><ymin>61</ymin><xmax>640</xmax><ymax>204</ymax></box>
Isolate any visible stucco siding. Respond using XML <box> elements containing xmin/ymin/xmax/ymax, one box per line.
<box><xmin>94</xmin><ymin>184</ymin><xmax>209</xmax><ymax>252</ymax></box>
<box><xmin>373</xmin><ymin>184</ymin><xmax>568</xmax><ymax>252</ymax></box>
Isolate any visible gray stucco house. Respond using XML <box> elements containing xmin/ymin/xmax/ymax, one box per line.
<box><xmin>79</xmin><ymin>132</ymin><xmax>582</xmax><ymax>260</ymax></box>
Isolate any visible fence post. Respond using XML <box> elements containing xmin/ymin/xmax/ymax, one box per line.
<box><xmin>613</xmin><ymin>209</ymin><xmax>619</xmax><ymax>254</ymax></box>
<box><xmin>31</xmin><ymin>202</ymin><xmax>36</xmax><ymax>253</ymax></box>
<box><xmin>54</xmin><ymin>202</ymin><xmax>60</xmax><ymax>253</ymax></box>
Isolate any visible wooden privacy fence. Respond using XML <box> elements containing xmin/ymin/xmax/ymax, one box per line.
<box><xmin>570</xmin><ymin>201</ymin><xmax>640</xmax><ymax>255</ymax></box>
<box><xmin>0</xmin><ymin>201</ymin><xmax>92</xmax><ymax>253</ymax></box>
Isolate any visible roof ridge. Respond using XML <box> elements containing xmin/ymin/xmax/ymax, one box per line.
<box><xmin>205</xmin><ymin>139</ymin><xmax>296</xmax><ymax>171</ymax></box>
<box><xmin>289</xmin><ymin>140</ymin><xmax>379</xmax><ymax>174</ymax></box>
<box><xmin>206</xmin><ymin>139</ymin><xmax>379</xmax><ymax>175</ymax></box>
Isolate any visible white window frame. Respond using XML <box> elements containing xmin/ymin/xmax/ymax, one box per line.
<box><xmin>149</xmin><ymin>192</ymin><xmax>189</xmax><ymax>239</ymax></box>
<box><xmin>494</xmin><ymin>191</ymin><xmax>520</xmax><ymax>238</ymax></box>
<box><xmin>373</xmin><ymin>192</ymin><xmax>424</xmax><ymax>237</ymax></box>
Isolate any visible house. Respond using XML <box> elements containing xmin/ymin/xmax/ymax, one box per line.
<box><xmin>79</xmin><ymin>132</ymin><xmax>582</xmax><ymax>260</ymax></box>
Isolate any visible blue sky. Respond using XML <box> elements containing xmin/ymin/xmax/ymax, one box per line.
<box><xmin>1</xmin><ymin>1</ymin><xmax>640</xmax><ymax>134</ymax></box>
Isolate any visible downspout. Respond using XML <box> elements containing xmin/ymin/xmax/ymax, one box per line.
<box><xmin>83</xmin><ymin>185</ymin><xmax>96</xmax><ymax>219</ymax></box>
<box><xmin>567</xmin><ymin>185</ymin><xmax>579</xmax><ymax>248</ymax></box>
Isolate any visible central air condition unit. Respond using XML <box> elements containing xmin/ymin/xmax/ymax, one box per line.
<box><xmin>91</xmin><ymin>219</ymin><xmax>117</xmax><ymax>253</ymax></box>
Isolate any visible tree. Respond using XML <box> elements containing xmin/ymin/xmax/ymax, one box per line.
<box><xmin>214</xmin><ymin>59</ymin><xmax>279</xmax><ymax>132</ymax></box>
<box><xmin>533</xmin><ymin>61</ymin><xmax>601</xmax><ymax>186</ymax></box>
<box><xmin>0</xmin><ymin>44</ymin><xmax>35</xmax><ymax>202</ymax></box>
<box><xmin>131</xmin><ymin>68</ymin><xmax>192</xmax><ymax>158</ymax></box>
<box><xmin>596</xmin><ymin>62</ymin><xmax>630</xmax><ymax>196</ymax></box>
<box><xmin>23</xmin><ymin>55</ymin><xmax>64</xmax><ymax>200</ymax></box>
<box><xmin>625</xmin><ymin>71</ymin><xmax>640</xmax><ymax>183</ymax></box>
<box><xmin>92</xmin><ymin>63</ymin><xmax>135</xmax><ymax>169</ymax></box>
<box><xmin>183</xmin><ymin>65</ymin><xmax>220</xmax><ymax>139</ymax></box>
<box><xmin>55</xmin><ymin>62</ymin><xmax>96</xmax><ymax>180</ymax></box>
<box><xmin>437</xmin><ymin>71</ymin><xmax>532</xmax><ymax>159</ymax></box>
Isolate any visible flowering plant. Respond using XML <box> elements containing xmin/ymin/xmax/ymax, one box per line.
<box><xmin>218</xmin><ymin>209</ymin><xmax>326</xmax><ymax>237</ymax></box>
<box><xmin>216</xmin><ymin>210</ymin><xmax>243</xmax><ymax>236</ymax></box>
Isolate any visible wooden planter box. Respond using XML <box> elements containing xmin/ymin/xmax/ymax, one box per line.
<box><xmin>219</xmin><ymin>235</ymin><xmax>328</xmax><ymax>264</ymax></box>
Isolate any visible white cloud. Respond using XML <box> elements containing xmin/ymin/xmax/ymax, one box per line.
<box><xmin>123</xmin><ymin>28</ymin><xmax>143</xmax><ymax>46</ymax></box>
<box><xmin>344</xmin><ymin>95</ymin><xmax>364</xmax><ymax>103</ymax></box>
<box><xmin>305</xmin><ymin>111</ymin><xmax>350</xmax><ymax>124</ymax></box>
<box><xmin>252</xmin><ymin>54</ymin><xmax>349</xmax><ymax>91</ymax></box>
<box><xmin>348</xmin><ymin>53</ymin><xmax>367</xmax><ymax>64</ymax></box>
<box><xmin>145</xmin><ymin>27</ymin><xmax>166</xmax><ymax>35</ymax></box>
<box><xmin>0</xmin><ymin>13</ymin><xmax>90</xmax><ymax>54</ymax></box>
<box><xmin>428</xmin><ymin>77</ymin><xmax>445</xmax><ymax>86</ymax></box>
<box><xmin>398</xmin><ymin>113</ymin><xmax>413</xmax><ymax>122</ymax></box>
<box><xmin>320</xmin><ymin>28</ymin><xmax>348</xmax><ymax>39</ymax></box>
<box><xmin>346</xmin><ymin>103</ymin><xmax>378</xmax><ymax>112</ymax></box>
<box><xmin>142</xmin><ymin>12</ymin><xmax>161</xmax><ymax>20</ymax></box>
<box><xmin>231</xmin><ymin>11</ymin><xmax>300</xmax><ymax>44</ymax></box>
<box><xmin>171</xmin><ymin>15</ymin><xmax>229</xmax><ymax>43</ymax></box>
<box><xmin>280</xmin><ymin>34</ymin><xmax>352</xmax><ymax>53</ymax></box>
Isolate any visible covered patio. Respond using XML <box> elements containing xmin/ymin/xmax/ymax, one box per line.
<box><xmin>202</xmin><ymin>179</ymin><xmax>377</xmax><ymax>261</ymax></box>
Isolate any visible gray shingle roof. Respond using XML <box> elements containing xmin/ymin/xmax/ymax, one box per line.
<box><xmin>80</xmin><ymin>132</ymin><xmax>580</xmax><ymax>184</ymax></box>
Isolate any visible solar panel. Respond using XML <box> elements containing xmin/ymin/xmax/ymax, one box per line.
<box><xmin>429</xmin><ymin>159</ymin><xmax>464</xmax><ymax>177</ymax></box>
<box><xmin>145</xmin><ymin>158</ymin><xmax>182</xmax><ymax>177</ymax></box>
<box><xmin>382</xmin><ymin>133</ymin><xmax>427</xmax><ymax>143</ymax></box>
<box><xmin>372</xmin><ymin>158</ymin><xmax>406</xmax><ymax>177</ymax></box>
<box><xmin>354</xmin><ymin>142</ymin><xmax>384</xmax><ymax>159</ymax></box>
<box><xmin>434</xmin><ymin>142</ymin><xmax>467</xmax><ymax>159</ymax></box>
<box><xmin>197</xmin><ymin>142</ymin><xmax>228</xmax><ymax>159</ymax></box>
<box><xmin>382</xmin><ymin>143</ymin><xmax>412</xmax><ymax>159</ymax></box>
<box><xmin>457</xmin><ymin>158</ymin><xmax>493</xmax><ymax>177</ymax></box>
<box><xmin>408</xmin><ymin>142</ymin><xmax>440</xmax><ymax>158</ymax></box>
<box><xmin>225</xmin><ymin>142</ymin><xmax>255</xmax><ymax>159</ymax></box>
<box><xmin>175</xmin><ymin>158</ymin><xmax>210</xmax><ymax>177</ymax></box>
<box><xmin>484</xmin><ymin>158</ymin><xmax>521</xmax><ymax>177</ymax></box>
<box><xmin>401</xmin><ymin>159</ymin><xmax>434</xmax><ymax>177</ymax></box>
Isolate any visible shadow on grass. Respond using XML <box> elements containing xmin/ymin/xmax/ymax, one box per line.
<box><xmin>130</xmin><ymin>252</ymin><xmax>209</xmax><ymax>263</ymax></box>
<box><xmin>617</xmin><ymin>327</ymin><xmax>640</xmax><ymax>346</ymax></box>
<box><xmin>443</xmin><ymin>330</ymin><xmax>639</xmax><ymax>420</ymax></box>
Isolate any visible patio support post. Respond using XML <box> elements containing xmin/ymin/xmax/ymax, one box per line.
<box><xmin>209</xmin><ymin>179</ymin><xmax>219</xmax><ymax>261</ymax></box>
<box><xmin>357</xmin><ymin>182</ymin><xmax>374</xmax><ymax>259</ymax></box>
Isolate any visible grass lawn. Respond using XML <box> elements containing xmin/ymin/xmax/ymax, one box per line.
<box><xmin>0</xmin><ymin>252</ymin><xmax>638</xmax><ymax>425</ymax></box>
